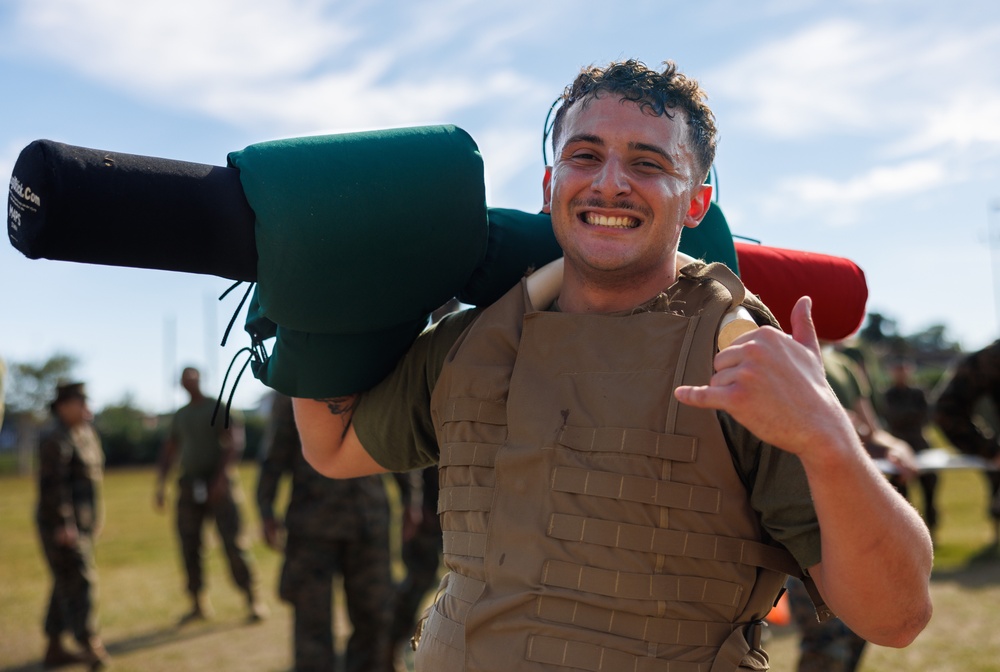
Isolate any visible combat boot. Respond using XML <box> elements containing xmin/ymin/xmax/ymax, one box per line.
<box><xmin>177</xmin><ymin>593</ymin><xmax>213</xmax><ymax>626</ymax></box>
<box><xmin>42</xmin><ymin>637</ymin><xmax>87</xmax><ymax>668</ymax></box>
<box><xmin>81</xmin><ymin>637</ymin><xmax>111</xmax><ymax>670</ymax></box>
<box><xmin>245</xmin><ymin>587</ymin><xmax>269</xmax><ymax>623</ymax></box>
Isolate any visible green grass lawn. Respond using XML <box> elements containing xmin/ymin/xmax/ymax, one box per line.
<box><xmin>1</xmin><ymin>464</ymin><xmax>303</xmax><ymax>671</ymax></box>
<box><xmin>767</xmin><ymin>466</ymin><xmax>1000</xmax><ymax>672</ymax></box>
<box><xmin>1</xmin><ymin>463</ymin><xmax>998</xmax><ymax>671</ymax></box>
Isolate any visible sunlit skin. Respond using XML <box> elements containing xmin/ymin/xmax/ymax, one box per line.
<box><xmin>542</xmin><ymin>93</ymin><xmax>713</xmax><ymax>314</ymax></box>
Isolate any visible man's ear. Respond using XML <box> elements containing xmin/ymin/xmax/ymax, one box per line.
<box><xmin>684</xmin><ymin>184</ymin><xmax>713</xmax><ymax>228</ymax></box>
<box><xmin>541</xmin><ymin>166</ymin><xmax>553</xmax><ymax>214</ymax></box>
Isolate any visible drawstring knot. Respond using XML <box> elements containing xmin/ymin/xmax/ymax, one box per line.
<box><xmin>212</xmin><ymin>280</ymin><xmax>269</xmax><ymax>427</ymax></box>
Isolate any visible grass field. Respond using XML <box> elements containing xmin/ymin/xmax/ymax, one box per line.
<box><xmin>1</xmin><ymin>463</ymin><xmax>999</xmax><ymax>671</ymax></box>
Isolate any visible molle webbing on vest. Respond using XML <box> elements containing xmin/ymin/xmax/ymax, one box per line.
<box><xmin>423</xmin><ymin>267</ymin><xmax>797</xmax><ymax>671</ymax></box>
<box><xmin>557</xmin><ymin>425</ymin><xmax>697</xmax><ymax>460</ymax></box>
<box><xmin>436</xmin><ymin>443</ymin><xmax>499</xmax><ymax>562</ymax></box>
<box><xmin>438</xmin><ymin>486</ymin><xmax>494</xmax><ymax>513</ymax></box>
<box><xmin>526</xmin><ymin>628</ymin><xmax>768</xmax><ymax>672</ymax></box>
<box><xmin>425</xmin><ymin>609</ymin><xmax>464</xmax><ymax>652</ymax></box>
<box><xmin>438</xmin><ymin>470</ymin><xmax>494</xmax><ymax>561</ymax></box>
<box><xmin>526</xmin><ymin>634</ymin><xmax>712</xmax><ymax>672</ymax></box>
<box><xmin>443</xmin><ymin>530</ymin><xmax>488</xmax><ymax>558</ymax></box>
<box><xmin>438</xmin><ymin>442</ymin><xmax>501</xmax><ymax>468</ymax></box>
<box><xmin>418</xmin><ymin>573</ymin><xmax>486</xmax><ymax>658</ymax></box>
<box><xmin>551</xmin><ymin>467</ymin><xmax>722</xmax><ymax>513</ymax></box>
<box><xmin>437</xmin><ymin>397</ymin><xmax>507</xmax><ymax>425</ymax></box>
<box><xmin>535</xmin><ymin>595</ymin><xmax>737</xmax><ymax>647</ymax></box>
<box><xmin>541</xmin><ymin>560</ymin><xmax>743</xmax><ymax>605</ymax></box>
<box><xmin>445</xmin><ymin>570</ymin><xmax>487</xmax><ymax>603</ymax></box>
<box><xmin>547</xmin><ymin>514</ymin><xmax>802</xmax><ymax>577</ymax></box>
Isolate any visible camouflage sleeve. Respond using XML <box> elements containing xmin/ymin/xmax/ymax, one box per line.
<box><xmin>37</xmin><ymin>431</ymin><xmax>74</xmax><ymax>528</ymax></box>
<box><xmin>256</xmin><ymin>394</ymin><xmax>298</xmax><ymax>521</ymax></box>
<box><xmin>934</xmin><ymin>342</ymin><xmax>1000</xmax><ymax>459</ymax></box>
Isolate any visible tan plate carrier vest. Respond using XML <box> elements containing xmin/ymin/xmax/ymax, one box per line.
<box><xmin>420</xmin><ymin>262</ymin><xmax>805</xmax><ymax>672</ymax></box>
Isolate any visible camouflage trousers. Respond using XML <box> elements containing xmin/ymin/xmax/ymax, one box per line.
<box><xmin>786</xmin><ymin>577</ymin><xmax>867</xmax><ymax>672</ymax></box>
<box><xmin>175</xmin><ymin>477</ymin><xmax>255</xmax><ymax>597</ymax></box>
<box><xmin>38</xmin><ymin>526</ymin><xmax>99</xmax><ymax>643</ymax></box>
<box><xmin>987</xmin><ymin>470</ymin><xmax>1000</xmax><ymax>520</ymax></box>
<box><xmin>279</xmin><ymin>533</ymin><xmax>393</xmax><ymax>672</ymax></box>
<box><xmin>389</xmin><ymin>522</ymin><xmax>443</xmax><ymax>652</ymax></box>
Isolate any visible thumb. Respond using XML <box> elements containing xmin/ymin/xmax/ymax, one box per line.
<box><xmin>790</xmin><ymin>295</ymin><xmax>821</xmax><ymax>358</ymax></box>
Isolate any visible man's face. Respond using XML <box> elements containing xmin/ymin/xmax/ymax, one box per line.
<box><xmin>543</xmin><ymin>94</ymin><xmax>710</xmax><ymax>288</ymax></box>
<box><xmin>57</xmin><ymin>397</ymin><xmax>91</xmax><ymax>427</ymax></box>
<box><xmin>890</xmin><ymin>363</ymin><xmax>912</xmax><ymax>386</ymax></box>
<box><xmin>180</xmin><ymin>369</ymin><xmax>200</xmax><ymax>395</ymax></box>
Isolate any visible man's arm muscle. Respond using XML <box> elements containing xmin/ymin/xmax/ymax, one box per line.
<box><xmin>292</xmin><ymin>396</ymin><xmax>388</xmax><ymax>478</ymax></box>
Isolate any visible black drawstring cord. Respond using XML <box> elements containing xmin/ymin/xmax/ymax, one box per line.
<box><xmin>250</xmin><ymin>329</ymin><xmax>270</xmax><ymax>366</ymax></box>
<box><xmin>218</xmin><ymin>279</ymin><xmax>244</xmax><ymax>301</ymax></box>
<box><xmin>211</xmin><ymin>280</ymin><xmax>264</xmax><ymax>427</ymax></box>
<box><xmin>213</xmin><ymin>346</ymin><xmax>254</xmax><ymax>428</ymax></box>
<box><xmin>219</xmin><ymin>281</ymin><xmax>256</xmax><ymax>347</ymax></box>
<box><xmin>223</xmin><ymin>353</ymin><xmax>255</xmax><ymax>428</ymax></box>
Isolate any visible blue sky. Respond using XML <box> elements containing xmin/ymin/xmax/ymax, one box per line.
<box><xmin>2</xmin><ymin>0</ymin><xmax>999</xmax><ymax>413</ymax></box>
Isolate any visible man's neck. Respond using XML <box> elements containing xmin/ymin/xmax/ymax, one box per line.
<box><xmin>557</xmin><ymin>264</ymin><xmax>678</xmax><ymax>314</ymax></box>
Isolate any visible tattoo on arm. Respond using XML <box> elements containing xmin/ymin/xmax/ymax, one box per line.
<box><xmin>316</xmin><ymin>396</ymin><xmax>358</xmax><ymax>440</ymax></box>
<box><xmin>318</xmin><ymin>396</ymin><xmax>358</xmax><ymax>416</ymax></box>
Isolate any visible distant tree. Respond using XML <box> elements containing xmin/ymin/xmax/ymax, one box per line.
<box><xmin>1</xmin><ymin>353</ymin><xmax>79</xmax><ymax>475</ymax></box>
<box><xmin>859</xmin><ymin>315</ymin><xmax>964</xmax><ymax>410</ymax></box>
<box><xmin>5</xmin><ymin>353</ymin><xmax>79</xmax><ymax>420</ymax></box>
<box><xmin>96</xmin><ymin>394</ymin><xmax>166</xmax><ymax>466</ymax></box>
<box><xmin>908</xmin><ymin>324</ymin><xmax>961</xmax><ymax>355</ymax></box>
<box><xmin>242</xmin><ymin>411</ymin><xmax>267</xmax><ymax>461</ymax></box>
<box><xmin>0</xmin><ymin>356</ymin><xmax>6</xmax><ymax>429</ymax></box>
<box><xmin>859</xmin><ymin>312</ymin><xmax>898</xmax><ymax>345</ymax></box>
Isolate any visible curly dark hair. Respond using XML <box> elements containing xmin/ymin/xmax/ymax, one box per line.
<box><xmin>551</xmin><ymin>59</ymin><xmax>717</xmax><ymax>183</ymax></box>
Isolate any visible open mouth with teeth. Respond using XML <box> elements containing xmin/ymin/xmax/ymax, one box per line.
<box><xmin>583</xmin><ymin>212</ymin><xmax>640</xmax><ymax>229</ymax></box>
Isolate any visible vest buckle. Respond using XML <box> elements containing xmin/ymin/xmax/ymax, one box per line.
<box><xmin>746</xmin><ymin>619</ymin><xmax>766</xmax><ymax>649</ymax></box>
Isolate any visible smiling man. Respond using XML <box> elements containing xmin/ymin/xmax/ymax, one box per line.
<box><xmin>542</xmin><ymin>74</ymin><xmax>713</xmax><ymax>314</ymax></box>
<box><xmin>292</xmin><ymin>60</ymin><xmax>932</xmax><ymax>671</ymax></box>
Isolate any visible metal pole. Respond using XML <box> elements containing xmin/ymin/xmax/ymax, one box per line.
<box><xmin>164</xmin><ymin>315</ymin><xmax>176</xmax><ymax>413</ymax></box>
<box><xmin>991</xmin><ymin>200</ymin><xmax>1000</xmax><ymax>335</ymax></box>
<box><xmin>204</xmin><ymin>293</ymin><xmax>217</xmax><ymax>392</ymax></box>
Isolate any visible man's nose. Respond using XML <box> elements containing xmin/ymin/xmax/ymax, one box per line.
<box><xmin>591</xmin><ymin>159</ymin><xmax>631</xmax><ymax>197</ymax></box>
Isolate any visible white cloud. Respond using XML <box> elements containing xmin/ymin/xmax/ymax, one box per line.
<box><xmin>708</xmin><ymin>17</ymin><xmax>1000</xmax><ymax>147</ymax></box>
<box><xmin>891</xmin><ymin>94</ymin><xmax>1000</xmax><ymax>156</ymax></box>
<box><xmin>475</xmin><ymin>126</ymin><xmax>542</xmax><ymax>208</ymax></box>
<box><xmin>788</xmin><ymin>159</ymin><xmax>946</xmax><ymax>204</ymax></box>
<box><xmin>707</xmin><ymin>19</ymin><xmax>899</xmax><ymax>137</ymax></box>
<box><xmin>7</xmin><ymin>0</ymin><xmax>552</xmax><ymax>134</ymax></box>
<box><xmin>15</xmin><ymin>0</ymin><xmax>354</xmax><ymax>87</ymax></box>
<box><xmin>206</xmin><ymin>66</ymin><xmax>548</xmax><ymax>136</ymax></box>
<box><xmin>760</xmin><ymin>158</ymin><xmax>947</xmax><ymax>227</ymax></box>
<box><xmin>710</xmin><ymin>14</ymin><xmax>1000</xmax><ymax>232</ymax></box>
